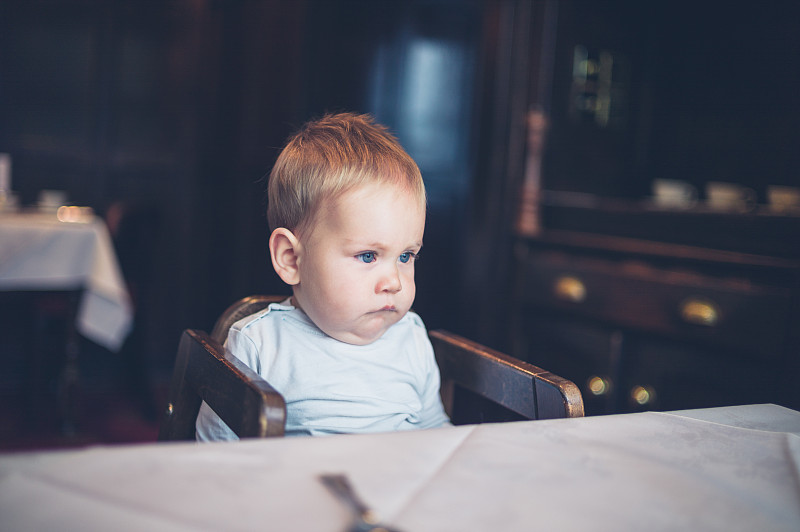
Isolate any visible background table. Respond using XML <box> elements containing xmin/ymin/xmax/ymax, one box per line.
<box><xmin>0</xmin><ymin>211</ymin><xmax>132</xmax><ymax>351</ymax></box>
<box><xmin>1</xmin><ymin>404</ymin><xmax>798</xmax><ymax>531</ymax></box>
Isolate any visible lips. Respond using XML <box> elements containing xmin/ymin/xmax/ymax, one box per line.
<box><xmin>379</xmin><ymin>305</ymin><xmax>397</xmax><ymax>311</ymax></box>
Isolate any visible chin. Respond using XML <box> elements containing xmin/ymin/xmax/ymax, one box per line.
<box><xmin>342</xmin><ymin>324</ymin><xmax>393</xmax><ymax>346</ymax></box>
<box><xmin>335</xmin><ymin>331</ymin><xmax>383</xmax><ymax>346</ymax></box>
<box><xmin>328</xmin><ymin>312</ymin><xmax>402</xmax><ymax>345</ymax></box>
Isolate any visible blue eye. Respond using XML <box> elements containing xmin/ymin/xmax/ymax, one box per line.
<box><xmin>399</xmin><ymin>252</ymin><xmax>415</xmax><ymax>264</ymax></box>
<box><xmin>357</xmin><ymin>252</ymin><xmax>376</xmax><ymax>263</ymax></box>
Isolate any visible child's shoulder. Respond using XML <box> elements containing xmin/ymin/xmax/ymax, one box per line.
<box><xmin>231</xmin><ymin>298</ymin><xmax>295</xmax><ymax>333</ymax></box>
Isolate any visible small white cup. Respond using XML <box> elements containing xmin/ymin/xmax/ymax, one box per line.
<box><xmin>652</xmin><ymin>179</ymin><xmax>697</xmax><ymax>209</ymax></box>
<box><xmin>0</xmin><ymin>153</ymin><xmax>11</xmax><ymax>192</ymax></box>
<box><xmin>38</xmin><ymin>189</ymin><xmax>68</xmax><ymax>212</ymax></box>
<box><xmin>0</xmin><ymin>190</ymin><xmax>19</xmax><ymax>212</ymax></box>
<box><xmin>767</xmin><ymin>185</ymin><xmax>800</xmax><ymax>213</ymax></box>
<box><xmin>705</xmin><ymin>181</ymin><xmax>756</xmax><ymax>212</ymax></box>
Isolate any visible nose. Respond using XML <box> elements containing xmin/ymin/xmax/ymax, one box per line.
<box><xmin>376</xmin><ymin>264</ymin><xmax>402</xmax><ymax>294</ymax></box>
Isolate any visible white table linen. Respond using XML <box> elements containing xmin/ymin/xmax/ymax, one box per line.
<box><xmin>0</xmin><ymin>404</ymin><xmax>798</xmax><ymax>531</ymax></box>
<box><xmin>0</xmin><ymin>212</ymin><xmax>132</xmax><ymax>351</ymax></box>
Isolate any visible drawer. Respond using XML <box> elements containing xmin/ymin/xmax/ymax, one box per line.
<box><xmin>514</xmin><ymin>251</ymin><xmax>792</xmax><ymax>358</ymax></box>
<box><xmin>512</xmin><ymin>311</ymin><xmax>790</xmax><ymax>414</ymax></box>
<box><xmin>511</xmin><ymin>314</ymin><xmax>623</xmax><ymax>415</ymax></box>
<box><xmin>624</xmin><ymin>337</ymin><xmax>781</xmax><ymax>412</ymax></box>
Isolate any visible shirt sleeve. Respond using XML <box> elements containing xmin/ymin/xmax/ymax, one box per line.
<box><xmin>195</xmin><ymin>400</ymin><xmax>238</xmax><ymax>441</ymax></box>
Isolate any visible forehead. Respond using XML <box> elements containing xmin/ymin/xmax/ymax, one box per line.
<box><xmin>312</xmin><ymin>183</ymin><xmax>425</xmax><ymax>241</ymax></box>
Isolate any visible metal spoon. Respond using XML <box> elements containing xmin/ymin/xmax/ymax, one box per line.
<box><xmin>319</xmin><ymin>474</ymin><xmax>403</xmax><ymax>532</ymax></box>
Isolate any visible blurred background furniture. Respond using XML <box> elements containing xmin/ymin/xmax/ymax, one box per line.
<box><xmin>510</xmin><ymin>224</ymin><xmax>800</xmax><ymax>416</ymax></box>
<box><xmin>0</xmin><ymin>211</ymin><xmax>132</xmax><ymax>351</ymax></box>
<box><xmin>502</xmin><ymin>1</ymin><xmax>800</xmax><ymax>415</ymax></box>
<box><xmin>0</xmin><ymin>210</ymin><xmax>133</xmax><ymax>434</ymax></box>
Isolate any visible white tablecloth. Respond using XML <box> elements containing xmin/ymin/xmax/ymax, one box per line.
<box><xmin>1</xmin><ymin>404</ymin><xmax>798</xmax><ymax>531</ymax></box>
<box><xmin>0</xmin><ymin>212</ymin><xmax>132</xmax><ymax>351</ymax></box>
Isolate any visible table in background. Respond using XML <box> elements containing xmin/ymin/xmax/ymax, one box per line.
<box><xmin>0</xmin><ymin>211</ymin><xmax>132</xmax><ymax>350</ymax></box>
<box><xmin>1</xmin><ymin>404</ymin><xmax>798</xmax><ymax>531</ymax></box>
<box><xmin>0</xmin><ymin>210</ymin><xmax>133</xmax><ymax>433</ymax></box>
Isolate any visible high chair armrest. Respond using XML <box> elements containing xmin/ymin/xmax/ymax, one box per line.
<box><xmin>430</xmin><ymin>329</ymin><xmax>584</xmax><ymax>421</ymax></box>
<box><xmin>159</xmin><ymin>329</ymin><xmax>286</xmax><ymax>441</ymax></box>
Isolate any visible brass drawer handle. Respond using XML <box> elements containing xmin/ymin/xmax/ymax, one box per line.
<box><xmin>630</xmin><ymin>385</ymin><xmax>657</xmax><ymax>406</ymax></box>
<box><xmin>680</xmin><ymin>298</ymin><xmax>720</xmax><ymax>327</ymax></box>
<box><xmin>587</xmin><ymin>375</ymin><xmax>613</xmax><ymax>396</ymax></box>
<box><xmin>554</xmin><ymin>275</ymin><xmax>586</xmax><ymax>303</ymax></box>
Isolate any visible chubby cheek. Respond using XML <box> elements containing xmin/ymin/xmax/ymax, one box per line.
<box><xmin>301</xmin><ymin>267</ymin><xmax>346</xmax><ymax>313</ymax></box>
<box><xmin>399</xmin><ymin>272</ymin><xmax>417</xmax><ymax>309</ymax></box>
<box><xmin>325</xmin><ymin>269</ymin><xmax>368</xmax><ymax>308</ymax></box>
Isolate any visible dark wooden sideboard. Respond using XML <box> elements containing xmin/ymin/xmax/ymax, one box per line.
<box><xmin>509</xmin><ymin>199</ymin><xmax>800</xmax><ymax>416</ymax></box>
<box><xmin>488</xmin><ymin>0</ymin><xmax>800</xmax><ymax>417</ymax></box>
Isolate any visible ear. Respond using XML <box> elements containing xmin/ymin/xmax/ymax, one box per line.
<box><xmin>269</xmin><ymin>228</ymin><xmax>302</xmax><ymax>286</ymax></box>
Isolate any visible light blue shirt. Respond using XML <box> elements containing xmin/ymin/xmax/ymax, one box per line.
<box><xmin>196</xmin><ymin>300</ymin><xmax>450</xmax><ymax>439</ymax></box>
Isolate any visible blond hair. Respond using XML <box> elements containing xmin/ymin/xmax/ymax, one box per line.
<box><xmin>267</xmin><ymin>112</ymin><xmax>425</xmax><ymax>234</ymax></box>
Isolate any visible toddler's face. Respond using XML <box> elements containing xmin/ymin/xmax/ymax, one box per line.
<box><xmin>293</xmin><ymin>183</ymin><xmax>425</xmax><ymax>345</ymax></box>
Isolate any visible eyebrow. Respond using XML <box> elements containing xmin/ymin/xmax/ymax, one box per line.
<box><xmin>347</xmin><ymin>240</ymin><xmax>423</xmax><ymax>250</ymax></box>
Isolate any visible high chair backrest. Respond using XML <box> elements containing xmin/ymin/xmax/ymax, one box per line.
<box><xmin>159</xmin><ymin>295</ymin><xmax>583</xmax><ymax>440</ymax></box>
<box><xmin>210</xmin><ymin>295</ymin><xmax>288</xmax><ymax>344</ymax></box>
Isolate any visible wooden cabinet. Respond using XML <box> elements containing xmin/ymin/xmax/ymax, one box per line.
<box><xmin>494</xmin><ymin>1</ymin><xmax>800</xmax><ymax>416</ymax></box>
<box><xmin>509</xmin><ymin>220</ymin><xmax>800</xmax><ymax>415</ymax></box>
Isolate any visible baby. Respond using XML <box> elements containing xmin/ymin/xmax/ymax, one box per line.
<box><xmin>196</xmin><ymin>112</ymin><xmax>450</xmax><ymax>438</ymax></box>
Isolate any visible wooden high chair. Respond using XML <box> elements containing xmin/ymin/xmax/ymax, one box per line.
<box><xmin>158</xmin><ymin>295</ymin><xmax>583</xmax><ymax>441</ymax></box>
